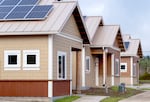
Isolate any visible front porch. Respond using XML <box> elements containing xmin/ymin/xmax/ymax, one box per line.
<box><xmin>91</xmin><ymin>47</ymin><xmax>120</xmax><ymax>87</ymax></box>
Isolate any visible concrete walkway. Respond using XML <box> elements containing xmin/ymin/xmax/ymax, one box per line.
<box><xmin>119</xmin><ymin>91</ymin><xmax>150</xmax><ymax>102</ymax></box>
<box><xmin>73</xmin><ymin>95</ymin><xmax>108</xmax><ymax>102</ymax></box>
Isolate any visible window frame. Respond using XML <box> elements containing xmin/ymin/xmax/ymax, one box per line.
<box><xmin>57</xmin><ymin>51</ymin><xmax>67</xmax><ymax>79</ymax></box>
<box><xmin>23</xmin><ymin>50</ymin><xmax>40</xmax><ymax>70</ymax></box>
<box><xmin>4</xmin><ymin>50</ymin><xmax>21</xmax><ymax>70</ymax></box>
<box><xmin>114</xmin><ymin>59</ymin><xmax>120</xmax><ymax>76</ymax></box>
<box><xmin>85</xmin><ymin>56</ymin><xmax>90</xmax><ymax>72</ymax></box>
<box><xmin>120</xmin><ymin>63</ymin><xmax>127</xmax><ymax>72</ymax></box>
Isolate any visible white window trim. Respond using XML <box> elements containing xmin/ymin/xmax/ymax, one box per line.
<box><xmin>23</xmin><ymin>50</ymin><xmax>40</xmax><ymax>70</ymax></box>
<box><xmin>4</xmin><ymin>50</ymin><xmax>21</xmax><ymax>70</ymax></box>
<box><xmin>115</xmin><ymin>59</ymin><xmax>119</xmax><ymax>76</ymax></box>
<box><xmin>85</xmin><ymin>56</ymin><xmax>90</xmax><ymax>72</ymax></box>
<box><xmin>57</xmin><ymin>51</ymin><xmax>67</xmax><ymax>80</ymax></box>
<box><xmin>120</xmin><ymin>63</ymin><xmax>127</xmax><ymax>72</ymax></box>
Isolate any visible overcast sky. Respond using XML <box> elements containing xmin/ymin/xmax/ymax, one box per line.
<box><xmin>78</xmin><ymin>0</ymin><xmax>150</xmax><ymax>56</ymax></box>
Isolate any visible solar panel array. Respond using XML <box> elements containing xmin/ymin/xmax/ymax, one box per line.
<box><xmin>0</xmin><ymin>0</ymin><xmax>53</xmax><ymax>21</ymax></box>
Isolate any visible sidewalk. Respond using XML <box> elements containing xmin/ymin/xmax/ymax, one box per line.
<box><xmin>73</xmin><ymin>95</ymin><xmax>108</xmax><ymax>102</ymax></box>
<box><xmin>119</xmin><ymin>91</ymin><xmax>150</xmax><ymax>102</ymax></box>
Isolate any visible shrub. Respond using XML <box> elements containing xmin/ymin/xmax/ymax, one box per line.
<box><xmin>139</xmin><ymin>72</ymin><xmax>150</xmax><ymax>80</ymax></box>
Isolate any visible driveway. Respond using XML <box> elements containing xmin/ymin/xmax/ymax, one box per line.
<box><xmin>119</xmin><ymin>91</ymin><xmax>150</xmax><ymax>102</ymax></box>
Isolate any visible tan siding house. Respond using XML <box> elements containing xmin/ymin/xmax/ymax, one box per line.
<box><xmin>0</xmin><ymin>1</ymin><xmax>90</xmax><ymax>98</ymax></box>
<box><xmin>121</xmin><ymin>35</ymin><xmax>143</xmax><ymax>85</ymax></box>
<box><xmin>85</xmin><ymin>16</ymin><xmax>125</xmax><ymax>87</ymax></box>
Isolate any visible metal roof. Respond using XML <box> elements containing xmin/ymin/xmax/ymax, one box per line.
<box><xmin>91</xmin><ymin>25</ymin><xmax>125</xmax><ymax>51</ymax></box>
<box><xmin>121</xmin><ymin>35</ymin><xmax>143</xmax><ymax>58</ymax></box>
<box><xmin>0</xmin><ymin>0</ymin><xmax>90</xmax><ymax>44</ymax></box>
<box><xmin>85</xmin><ymin>16</ymin><xmax>103</xmax><ymax>41</ymax></box>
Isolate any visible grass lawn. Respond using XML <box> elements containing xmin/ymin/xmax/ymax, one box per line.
<box><xmin>139</xmin><ymin>80</ymin><xmax>150</xmax><ymax>83</ymax></box>
<box><xmin>81</xmin><ymin>86</ymin><xmax>144</xmax><ymax>102</ymax></box>
<box><xmin>101</xmin><ymin>87</ymin><xmax>144</xmax><ymax>102</ymax></box>
<box><xmin>54</xmin><ymin>96</ymin><xmax>80</xmax><ymax>102</ymax></box>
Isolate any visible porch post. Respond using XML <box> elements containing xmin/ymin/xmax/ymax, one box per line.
<box><xmin>82</xmin><ymin>46</ymin><xmax>85</xmax><ymax>87</ymax></box>
<box><xmin>95</xmin><ymin>57</ymin><xmax>99</xmax><ymax>86</ymax></box>
<box><xmin>76</xmin><ymin>51</ymin><xmax>81</xmax><ymax>93</ymax></box>
<box><xmin>130</xmin><ymin>57</ymin><xmax>133</xmax><ymax>85</ymax></box>
<box><xmin>111</xmin><ymin>54</ymin><xmax>114</xmax><ymax>86</ymax></box>
<box><xmin>103</xmin><ymin>49</ymin><xmax>107</xmax><ymax>86</ymax></box>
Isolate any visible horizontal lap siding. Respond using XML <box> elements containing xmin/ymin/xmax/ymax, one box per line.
<box><xmin>121</xmin><ymin>57</ymin><xmax>131</xmax><ymax>77</ymax></box>
<box><xmin>0</xmin><ymin>35</ymin><xmax>48</xmax><ymax>80</ymax></box>
<box><xmin>85</xmin><ymin>46</ymin><xmax>96</xmax><ymax>87</ymax></box>
<box><xmin>0</xmin><ymin>81</ymin><xmax>48</xmax><ymax>97</ymax></box>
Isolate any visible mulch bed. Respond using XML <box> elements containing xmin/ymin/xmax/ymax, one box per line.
<box><xmin>80</xmin><ymin>87</ymin><xmax>143</xmax><ymax>97</ymax></box>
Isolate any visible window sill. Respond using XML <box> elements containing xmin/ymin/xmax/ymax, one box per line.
<box><xmin>114</xmin><ymin>74</ymin><xmax>120</xmax><ymax>77</ymax></box>
<box><xmin>4</xmin><ymin>68</ymin><xmax>21</xmax><ymax>71</ymax></box>
<box><xmin>23</xmin><ymin>68</ymin><xmax>40</xmax><ymax>70</ymax></box>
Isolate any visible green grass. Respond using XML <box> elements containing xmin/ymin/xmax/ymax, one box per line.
<box><xmin>141</xmin><ymin>88</ymin><xmax>150</xmax><ymax>90</ymax></box>
<box><xmin>111</xmin><ymin>86</ymin><xmax>118</xmax><ymax>92</ymax></box>
<box><xmin>54</xmin><ymin>96</ymin><xmax>80</xmax><ymax>102</ymax></box>
<box><xmin>101</xmin><ymin>97</ymin><xmax>123</xmax><ymax>102</ymax></box>
<box><xmin>139</xmin><ymin>80</ymin><xmax>150</xmax><ymax>83</ymax></box>
<box><xmin>100</xmin><ymin>87</ymin><xmax>143</xmax><ymax>102</ymax></box>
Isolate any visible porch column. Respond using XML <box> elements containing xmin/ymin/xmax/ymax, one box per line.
<box><xmin>103</xmin><ymin>49</ymin><xmax>107</xmax><ymax>86</ymax></box>
<box><xmin>130</xmin><ymin>57</ymin><xmax>133</xmax><ymax>85</ymax></box>
<box><xmin>111</xmin><ymin>54</ymin><xmax>114</xmax><ymax>86</ymax></box>
<box><xmin>82</xmin><ymin>46</ymin><xmax>85</xmax><ymax>87</ymax></box>
<box><xmin>76</xmin><ymin>51</ymin><xmax>81</xmax><ymax>93</ymax></box>
<box><xmin>95</xmin><ymin>57</ymin><xmax>99</xmax><ymax>86</ymax></box>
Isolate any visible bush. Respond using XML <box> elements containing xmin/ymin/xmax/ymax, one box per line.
<box><xmin>139</xmin><ymin>72</ymin><xmax>150</xmax><ymax>80</ymax></box>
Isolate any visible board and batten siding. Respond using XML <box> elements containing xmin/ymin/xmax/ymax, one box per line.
<box><xmin>0</xmin><ymin>35</ymin><xmax>48</xmax><ymax>80</ymax></box>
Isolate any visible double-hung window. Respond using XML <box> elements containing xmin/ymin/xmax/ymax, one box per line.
<box><xmin>23</xmin><ymin>50</ymin><xmax>40</xmax><ymax>70</ymax></box>
<box><xmin>4</xmin><ymin>50</ymin><xmax>21</xmax><ymax>70</ymax></box>
<box><xmin>85</xmin><ymin>56</ymin><xmax>90</xmax><ymax>72</ymax></box>
<box><xmin>58</xmin><ymin>51</ymin><xmax>66</xmax><ymax>79</ymax></box>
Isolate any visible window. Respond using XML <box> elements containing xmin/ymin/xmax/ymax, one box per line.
<box><xmin>4</xmin><ymin>50</ymin><xmax>21</xmax><ymax>69</ymax></box>
<box><xmin>120</xmin><ymin>63</ymin><xmax>127</xmax><ymax>72</ymax></box>
<box><xmin>85</xmin><ymin>56</ymin><xmax>90</xmax><ymax>72</ymax></box>
<box><xmin>133</xmin><ymin>63</ymin><xmax>136</xmax><ymax>76</ymax></box>
<box><xmin>58</xmin><ymin>51</ymin><xmax>66</xmax><ymax>79</ymax></box>
<box><xmin>23</xmin><ymin>50</ymin><xmax>40</xmax><ymax>69</ymax></box>
<box><xmin>115</xmin><ymin>59</ymin><xmax>119</xmax><ymax>76</ymax></box>
<box><xmin>124</xmin><ymin>42</ymin><xmax>130</xmax><ymax>49</ymax></box>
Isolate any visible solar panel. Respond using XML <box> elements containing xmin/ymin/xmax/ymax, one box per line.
<box><xmin>26</xmin><ymin>5</ymin><xmax>53</xmax><ymax>19</ymax></box>
<box><xmin>0</xmin><ymin>13</ymin><xmax>8</xmax><ymax>19</ymax></box>
<box><xmin>0</xmin><ymin>6</ymin><xmax>14</xmax><ymax>19</ymax></box>
<box><xmin>0</xmin><ymin>6</ymin><xmax>13</xmax><ymax>12</ymax></box>
<box><xmin>0</xmin><ymin>0</ymin><xmax>20</xmax><ymax>5</ymax></box>
<box><xmin>0</xmin><ymin>0</ymin><xmax>3</xmax><ymax>4</ymax></box>
<box><xmin>6</xmin><ymin>6</ymin><xmax>33</xmax><ymax>19</ymax></box>
<box><xmin>18</xmin><ymin>0</ymin><xmax>40</xmax><ymax>5</ymax></box>
<box><xmin>0</xmin><ymin>0</ymin><xmax>54</xmax><ymax>21</ymax></box>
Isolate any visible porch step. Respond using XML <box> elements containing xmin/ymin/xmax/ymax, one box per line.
<box><xmin>0</xmin><ymin>97</ymin><xmax>52</xmax><ymax>102</ymax></box>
